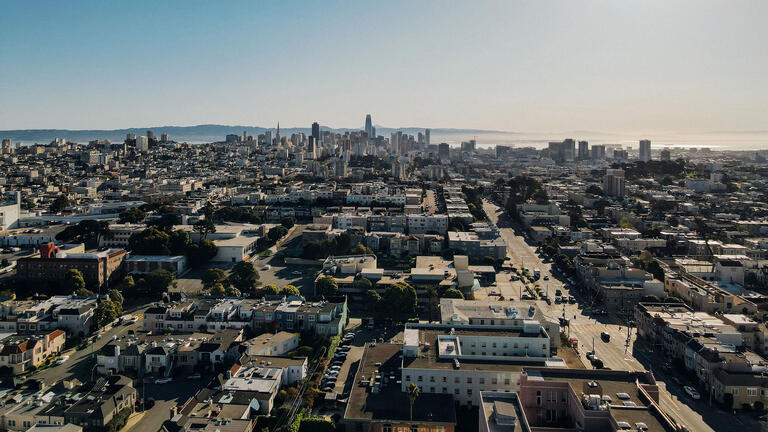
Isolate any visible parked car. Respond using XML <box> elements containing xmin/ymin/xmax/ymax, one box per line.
<box><xmin>188</xmin><ymin>374</ymin><xmax>202</xmax><ymax>380</ymax></box>
<box><xmin>568</xmin><ymin>296</ymin><xmax>576</xmax><ymax>304</ymax></box>
<box><xmin>543</xmin><ymin>275</ymin><xmax>549</xmax><ymax>280</ymax></box>
<box><xmin>554</xmin><ymin>296</ymin><xmax>562</xmax><ymax>304</ymax></box>
<box><xmin>262</xmin><ymin>265</ymin><xmax>271</xmax><ymax>271</ymax></box>
<box><xmin>600</xmin><ymin>332</ymin><xmax>611</xmax><ymax>342</ymax></box>
<box><xmin>684</xmin><ymin>386</ymin><xmax>701</xmax><ymax>400</ymax></box>
<box><xmin>55</xmin><ymin>355</ymin><xmax>70</xmax><ymax>365</ymax></box>
<box><xmin>154</xmin><ymin>378</ymin><xmax>173</xmax><ymax>384</ymax></box>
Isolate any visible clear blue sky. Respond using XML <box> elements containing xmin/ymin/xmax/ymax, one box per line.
<box><xmin>1</xmin><ymin>0</ymin><xmax>766</xmax><ymax>133</ymax></box>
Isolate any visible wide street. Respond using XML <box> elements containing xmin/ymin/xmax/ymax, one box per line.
<box><xmin>481</xmin><ymin>199</ymin><xmax>730</xmax><ymax>432</ymax></box>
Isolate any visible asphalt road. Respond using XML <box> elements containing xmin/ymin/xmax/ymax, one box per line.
<box><xmin>482</xmin><ymin>199</ymin><xmax>725</xmax><ymax>432</ymax></box>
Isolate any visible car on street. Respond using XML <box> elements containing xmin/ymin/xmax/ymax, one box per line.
<box><xmin>600</xmin><ymin>332</ymin><xmax>611</xmax><ymax>342</ymax></box>
<box><xmin>555</xmin><ymin>289</ymin><xmax>562</xmax><ymax>297</ymax></box>
<box><xmin>154</xmin><ymin>378</ymin><xmax>173</xmax><ymax>384</ymax></box>
<box><xmin>684</xmin><ymin>386</ymin><xmax>701</xmax><ymax>400</ymax></box>
<box><xmin>568</xmin><ymin>296</ymin><xmax>576</xmax><ymax>304</ymax></box>
<box><xmin>55</xmin><ymin>355</ymin><xmax>70</xmax><ymax>365</ymax></box>
<box><xmin>292</xmin><ymin>270</ymin><xmax>303</xmax><ymax>276</ymax></box>
<box><xmin>543</xmin><ymin>275</ymin><xmax>549</xmax><ymax>280</ymax></box>
<box><xmin>188</xmin><ymin>374</ymin><xmax>202</xmax><ymax>380</ymax></box>
<box><xmin>262</xmin><ymin>265</ymin><xmax>271</xmax><ymax>271</ymax></box>
<box><xmin>554</xmin><ymin>296</ymin><xmax>562</xmax><ymax>304</ymax></box>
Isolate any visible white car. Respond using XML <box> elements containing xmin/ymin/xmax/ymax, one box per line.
<box><xmin>55</xmin><ymin>355</ymin><xmax>70</xmax><ymax>365</ymax></box>
<box><xmin>262</xmin><ymin>265</ymin><xmax>271</xmax><ymax>271</ymax></box>
<box><xmin>683</xmin><ymin>386</ymin><xmax>700</xmax><ymax>400</ymax></box>
<box><xmin>154</xmin><ymin>378</ymin><xmax>173</xmax><ymax>384</ymax></box>
<box><xmin>188</xmin><ymin>373</ymin><xmax>202</xmax><ymax>380</ymax></box>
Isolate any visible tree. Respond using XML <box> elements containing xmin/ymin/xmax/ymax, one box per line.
<box><xmin>407</xmin><ymin>382</ymin><xmax>420</xmax><ymax>421</ymax></box>
<box><xmin>442</xmin><ymin>288</ymin><xmax>464</xmax><ymax>299</ymax></box>
<box><xmin>383</xmin><ymin>282</ymin><xmax>417</xmax><ymax>316</ymax></box>
<box><xmin>49</xmin><ymin>195</ymin><xmax>69</xmax><ymax>213</ymax></box>
<box><xmin>186</xmin><ymin>240</ymin><xmax>218</xmax><ymax>267</ymax></box>
<box><xmin>93</xmin><ymin>300</ymin><xmax>122</xmax><ymax>328</ymax></box>
<box><xmin>280</xmin><ymin>285</ymin><xmax>300</xmax><ymax>297</ymax></box>
<box><xmin>585</xmin><ymin>185</ymin><xmax>604</xmax><ymax>196</ymax></box>
<box><xmin>63</xmin><ymin>269</ymin><xmax>87</xmax><ymax>294</ymax></box>
<box><xmin>145</xmin><ymin>270</ymin><xmax>175</xmax><ymax>294</ymax></box>
<box><xmin>193</xmin><ymin>219</ymin><xmax>216</xmax><ymax>240</ymax></box>
<box><xmin>108</xmin><ymin>289</ymin><xmax>124</xmax><ymax>305</ymax></box>
<box><xmin>75</xmin><ymin>287</ymin><xmax>94</xmax><ymax>297</ymax></box>
<box><xmin>364</xmin><ymin>289</ymin><xmax>381</xmax><ymax>313</ymax></box>
<box><xmin>210</xmin><ymin>282</ymin><xmax>227</xmax><ymax>296</ymax></box>
<box><xmin>116</xmin><ymin>276</ymin><xmax>136</xmax><ymax>297</ymax></box>
<box><xmin>229</xmin><ymin>261</ymin><xmax>260</xmax><ymax>293</ymax></box>
<box><xmin>280</xmin><ymin>215</ymin><xmax>295</xmax><ymax>229</ymax></box>
<box><xmin>315</xmin><ymin>276</ymin><xmax>338</xmax><ymax>297</ymax></box>
<box><xmin>119</xmin><ymin>208</ymin><xmax>145</xmax><ymax>223</ymax></box>
<box><xmin>355</xmin><ymin>278</ymin><xmax>372</xmax><ymax>293</ymax></box>
<box><xmin>350</xmin><ymin>244</ymin><xmax>373</xmax><ymax>255</ymax></box>
<box><xmin>268</xmin><ymin>226</ymin><xmax>288</xmax><ymax>243</ymax></box>
<box><xmin>168</xmin><ymin>230</ymin><xmax>190</xmax><ymax>255</ymax></box>
<box><xmin>641</xmin><ymin>295</ymin><xmax>660</xmax><ymax>303</ymax></box>
<box><xmin>257</xmin><ymin>284</ymin><xmax>280</xmax><ymax>297</ymax></box>
<box><xmin>202</xmin><ymin>268</ymin><xmax>228</xmax><ymax>291</ymax></box>
<box><xmin>56</xmin><ymin>220</ymin><xmax>113</xmax><ymax>248</ymax></box>
<box><xmin>129</xmin><ymin>228</ymin><xmax>171</xmax><ymax>255</ymax></box>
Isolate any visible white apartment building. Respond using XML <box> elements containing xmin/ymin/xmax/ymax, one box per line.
<box><xmin>401</xmin><ymin>324</ymin><xmax>566</xmax><ymax>406</ymax></box>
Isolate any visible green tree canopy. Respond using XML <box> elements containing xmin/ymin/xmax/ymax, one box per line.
<box><xmin>186</xmin><ymin>240</ymin><xmax>218</xmax><ymax>267</ymax></box>
<box><xmin>268</xmin><ymin>226</ymin><xmax>289</xmax><ymax>243</ymax></box>
<box><xmin>129</xmin><ymin>228</ymin><xmax>171</xmax><ymax>255</ymax></box>
<box><xmin>63</xmin><ymin>269</ymin><xmax>87</xmax><ymax>293</ymax></box>
<box><xmin>94</xmin><ymin>300</ymin><xmax>122</xmax><ymax>328</ymax></box>
<box><xmin>280</xmin><ymin>215</ymin><xmax>295</xmax><ymax>229</ymax></box>
<box><xmin>280</xmin><ymin>285</ymin><xmax>300</xmax><ymax>297</ymax></box>
<box><xmin>364</xmin><ymin>289</ymin><xmax>381</xmax><ymax>313</ymax></box>
<box><xmin>355</xmin><ymin>277</ymin><xmax>372</xmax><ymax>292</ymax></box>
<box><xmin>229</xmin><ymin>261</ymin><xmax>260</xmax><ymax>293</ymax></box>
<box><xmin>383</xmin><ymin>282</ymin><xmax>417</xmax><ymax>316</ymax></box>
<box><xmin>202</xmin><ymin>268</ymin><xmax>228</xmax><ymax>291</ymax></box>
<box><xmin>315</xmin><ymin>276</ymin><xmax>338</xmax><ymax>297</ymax></box>
<box><xmin>441</xmin><ymin>288</ymin><xmax>464</xmax><ymax>299</ymax></box>
<box><xmin>119</xmin><ymin>208</ymin><xmax>145</xmax><ymax>223</ymax></box>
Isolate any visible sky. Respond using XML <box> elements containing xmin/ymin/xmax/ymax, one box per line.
<box><xmin>1</xmin><ymin>0</ymin><xmax>767</xmax><ymax>134</ymax></box>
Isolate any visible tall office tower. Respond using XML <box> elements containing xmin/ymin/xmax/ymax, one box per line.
<box><xmin>603</xmin><ymin>169</ymin><xmax>626</xmax><ymax>198</ymax></box>
<box><xmin>461</xmin><ymin>140</ymin><xmax>476</xmax><ymax>153</ymax></box>
<box><xmin>311</xmin><ymin>122</ymin><xmax>320</xmax><ymax>141</ymax></box>
<box><xmin>276</xmin><ymin>122</ymin><xmax>281</xmax><ymax>144</ymax></box>
<box><xmin>438</xmin><ymin>143</ymin><xmax>450</xmax><ymax>160</ymax></box>
<box><xmin>161</xmin><ymin>133</ymin><xmax>169</xmax><ymax>143</ymax></box>
<box><xmin>425</xmin><ymin>128</ymin><xmax>431</xmax><ymax>147</ymax></box>
<box><xmin>1</xmin><ymin>139</ymin><xmax>11</xmax><ymax>154</ymax></box>
<box><xmin>390</xmin><ymin>133</ymin><xmax>399</xmax><ymax>154</ymax></box>
<box><xmin>578</xmin><ymin>141</ymin><xmax>589</xmax><ymax>160</ymax></box>
<box><xmin>308</xmin><ymin>136</ymin><xmax>316</xmax><ymax>153</ymax></box>
<box><xmin>136</xmin><ymin>136</ymin><xmax>149</xmax><ymax>151</ymax></box>
<box><xmin>370</xmin><ymin>126</ymin><xmax>376</xmax><ymax>140</ymax></box>
<box><xmin>590</xmin><ymin>145</ymin><xmax>606</xmax><ymax>160</ymax></box>
<box><xmin>146</xmin><ymin>130</ymin><xmax>155</xmax><ymax>140</ymax></box>
<box><xmin>364</xmin><ymin>114</ymin><xmax>373</xmax><ymax>138</ymax></box>
<box><xmin>613</xmin><ymin>149</ymin><xmax>628</xmax><ymax>160</ymax></box>
<box><xmin>563</xmin><ymin>138</ymin><xmax>575</xmax><ymax>162</ymax></box>
<box><xmin>126</xmin><ymin>133</ymin><xmax>137</xmax><ymax>141</ymax></box>
<box><xmin>265</xmin><ymin>130</ymin><xmax>273</xmax><ymax>146</ymax></box>
<box><xmin>639</xmin><ymin>139</ymin><xmax>651</xmax><ymax>162</ymax></box>
<box><xmin>660</xmin><ymin>149</ymin><xmax>671</xmax><ymax>161</ymax></box>
<box><xmin>243</xmin><ymin>130</ymin><xmax>247</xmax><ymax>142</ymax></box>
<box><xmin>417</xmin><ymin>132</ymin><xmax>424</xmax><ymax>146</ymax></box>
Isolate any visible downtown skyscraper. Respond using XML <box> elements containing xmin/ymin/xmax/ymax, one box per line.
<box><xmin>364</xmin><ymin>114</ymin><xmax>373</xmax><ymax>139</ymax></box>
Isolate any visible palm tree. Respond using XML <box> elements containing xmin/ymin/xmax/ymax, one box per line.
<box><xmin>407</xmin><ymin>382</ymin><xmax>420</xmax><ymax>421</ymax></box>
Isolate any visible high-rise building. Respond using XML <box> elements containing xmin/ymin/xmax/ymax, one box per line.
<box><xmin>639</xmin><ymin>139</ymin><xmax>651</xmax><ymax>162</ymax></box>
<box><xmin>311</xmin><ymin>122</ymin><xmax>320</xmax><ymax>141</ymax></box>
<box><xmin>578</xmin><ymin>141</ymin><xmax>589</xmax><ymax>160</ymax></box>
<box><xmin>146</xmin><ymin>130</ymin><xmax>155</xmax><ymax>140</ymax></box>
<box><xmin>590</xmin><ymin>145</ymin><xmax>606</xmax><ymax>160</ymax></box>
<box><xmin>264</xmin><ymin>130</ymin><xmax>273</xmax><ymax>146</ymax></box>
<box><xmin>370</xmin><ymin>126</ymin><xmax>376</xmax><ymax>140</ymax></box>
<box><xmin>276</xmin><ymin>122</ymin><xmax>281</xmax><ymax>144</ymax></box>
<box><xmin>1</xmin><ymin>139</ymin><xmax>13</xmax><ymax>154</ymax></box>
<box><xmin>603</xmin><ymin>169</ymin><xmax>626</xmax><ymax>198</ymax></box>
<box><xmin>548</xmin><ymin>139</ymin><xmax>575</xmax><ymax>163</ymax></box>
<box><xmin>136</xmin><ymin>136</ymin><xmax>149</xmax><ymax>152</ymax></box>
<box><xmin>425</xmin><ymin>128</ymin><xmax>431</xmax><ymax>147</ymax></box>
<box><xmin>364</xmin><ymin>114</ymin><xmax>373</xmax><ymax>138</ymax></box>
<box><xmin>660</xmin><ymin>149</ymin><xmax>671</xmax><ymax>161</ymax></box>
<box><xmin>161</xmin><ymin>133</ymin><xmax>169</xmax><ymax>143</ymax></box>
<box><xmin>438</xmin><ymin>143</ymin><xmax>450</xmax><ymax>160</ymax></box>
<box><xmin>460</xmin><ymin>140</ymin><xmax>476</xmax><ymax>153</ymax></box>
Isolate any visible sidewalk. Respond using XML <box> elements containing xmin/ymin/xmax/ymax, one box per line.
<box><xmin>122</xmin><ymin>411</ymin><xmax>146</xmax><ymax>432</ymax></box>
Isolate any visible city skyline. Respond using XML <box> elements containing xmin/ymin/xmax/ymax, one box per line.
<box><xmin>2</xmin><ymin>1</ymin><xmax>767</xmax><ymax>139</ymax></box>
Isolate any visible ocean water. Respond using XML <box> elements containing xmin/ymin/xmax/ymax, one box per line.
<box><xmin>430</xmin><ymin>131</ymin><xmax>768</xmax><ymax>151</ymax></box>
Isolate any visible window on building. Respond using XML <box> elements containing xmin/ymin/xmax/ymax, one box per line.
<box><xmin>467</xmin><ymin>378</ymin><xmax>472</xmax><ymax>384</ymax></box>
<box><xmin>536</xmin><ymin>391</ymin><xmax>542</xmax><ymax>406</ymax></box>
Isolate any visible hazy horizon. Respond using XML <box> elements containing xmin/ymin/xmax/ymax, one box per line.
<box><xmin>2</xmin><ymin>1</ymin><xmax>767</xmax><ymax>148</ymax></box>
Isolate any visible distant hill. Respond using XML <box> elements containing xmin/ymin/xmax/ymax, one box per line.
<box><xmin>0</xmin><ymin>124</ymin><xmax>511</xmax><ymax>144</ymax></box>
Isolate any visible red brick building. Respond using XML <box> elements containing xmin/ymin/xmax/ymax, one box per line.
<box><xmin>17</xmin><ymin>243</ymin><xmax>127</xmax><ymax>287</ymax></box>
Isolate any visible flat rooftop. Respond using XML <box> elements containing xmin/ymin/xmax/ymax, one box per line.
<box><xmin>344</xmin><ymin>343</ymin><xmax>456</xmax><ymax>424</ymax></box>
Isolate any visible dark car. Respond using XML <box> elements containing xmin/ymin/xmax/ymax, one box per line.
<box><xmin>600</xmin><ymin>332</ymin><xmax>610</xmax><ymax>342</ymax></box>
